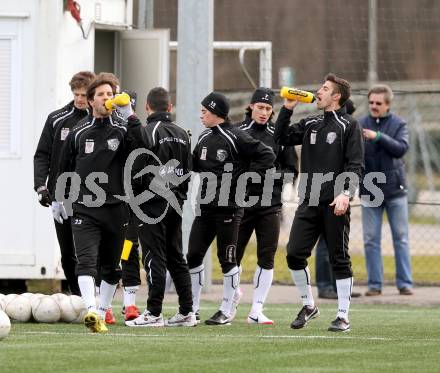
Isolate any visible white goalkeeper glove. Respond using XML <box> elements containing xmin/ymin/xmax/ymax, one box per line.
<box><xmin>114</xmin><ymin>94</ymin><xmax>134</xmax><ymax>121</ymax></box>
<box><xmin>51</xmin><ymin>201</ymin><xmax>68</xmax><ymax>224</ymax></box>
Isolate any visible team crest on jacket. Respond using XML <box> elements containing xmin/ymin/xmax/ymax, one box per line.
<box><xmin>60</xmin><ymin>128</ymin><xmax>69</xmax><ymax>141</ymax></box>
<box><xmin>85</xmin><ymin>139</ymin><xmax>94</xmax><ymax>153</ymax></box>
<box><xmin>107</xmin><ymin>138</ymin><xmax>120</xmax><ymax>151</ymax></box>
<box><xmin>216</xmin><ymin>149</ymin><xmax>228</xmax><ymax>162</ymax></box>
<box><xmin>326</xmin><ymin>132</ymin><xmax>337</xmax><ymax>144</ymax></box>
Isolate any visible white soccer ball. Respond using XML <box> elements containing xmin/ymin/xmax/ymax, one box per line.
<box><xmin>0</xmin><ymin>294</ymin><xmax>5</xmax><ymax>311</ymax></box>
<box><xmin>4</xmin><ymin>295</ymin><xmax>32</xmax><ymax>322</ymax></box>
<box><xmin>51</xmin><ymin>293</ymin><xmax>68</xmax><ymax>308</ymax></box>
<box><xmin>32</xmin><ymin>295</ymin><xmax>61</xmax><ymax>323</ymax></box>
<box><xmin>69</xmin><ymin>295</ymin><xmax>87</xmax><ymax>323</ymax></box>
<box><xmin>59</xmin><ymin>296</ymin><xmax>77</xmax><ymax>322</ymax></box>
<box><xmin>0</xmin><ymin>310</ymin><xmax>11</xmax><ymax>340</ymax></box>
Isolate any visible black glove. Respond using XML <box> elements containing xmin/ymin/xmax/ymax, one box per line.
<box><xmin>37</xmin><ymin>186</ymin><xmax>51</xmax><ymax>207</ymax></box>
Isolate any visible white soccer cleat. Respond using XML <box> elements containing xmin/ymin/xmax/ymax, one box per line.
<box><xmin>166</xmin><ymin>312</ymin><xmax>197</xmax><ymax>327</ymax></box>
<box><xmin>229</xmin><ymin>287</ymin><xmax>243</xmax><ymax>321</ymax></box>
<box><xmin>247</xmin><ymin>312</ymin><xmax>274</xmax><ymax>325</ymax></box>
<box><xmin>125</xmin><ymin>310</ymin><xmax>164</xmax><ymax>327</ymax></box>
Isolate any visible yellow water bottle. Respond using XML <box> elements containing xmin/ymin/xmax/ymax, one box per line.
<box><xmin>105</xmin><ymin>92</ymin><xmax>131</xmax><ymax>111</ymax></box>
<box><xmin>120</xmin><ymin>239</ymin><xmax>133</xmax><ymax>261</ymax></box>
<box><xmin>280</xmin><ymin>86</ymin><xmax>316</xmax><ymax>103</ymax></box>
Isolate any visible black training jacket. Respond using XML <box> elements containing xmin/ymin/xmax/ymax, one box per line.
<box><xmin>129</xmin><ymin>111</ymin><xmax>192</xmax><ymax>203</ymax></box>
<box><xmin>237</xmin><ymin>116</ymin><xmax>299</xmax><ymax>207</ymax></box>
<box><xmin>33</xmin><ymin>101</ymin><xmax>88</xmax><ymax>196</ymax></box>
<box><xmin>274</xmin><ymin>105</ymin><xmax>364</xmax><ymax>202</ymax></box>
<box><xmin>58</xmin><ymin>114</ymin><xmax>138</xmax><ymax>205</ymax></box>
<box><xmin>193</xmin><ymin>120</ymin><xmax>276</xmax><ymax>209</ymax></box>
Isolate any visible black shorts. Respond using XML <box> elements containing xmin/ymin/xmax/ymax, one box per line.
<box><xmin>72</xmin><ymin>203</ymin><xmax>129</xmax><ymax>284</ymax></box>
<box><xmin>187</xmin><ymin>207</ymin><xmax>241</xmax><ymax>274</ymax></box>
<box><xmin>236</xmin><ymin>205</ymin><xmax>281</xmax><ymax>269</ymax></box>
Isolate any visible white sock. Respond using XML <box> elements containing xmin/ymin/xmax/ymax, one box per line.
<box><xmin>189</xmin><ymin>264</ymin><xmax>204</xmax><ymax>313</ymax></box>
<box><xmin>290</xmin><ymin>267</ymin><xmax>314</xmax><ymax>308</ymax></box>
<box><xmin>78</xmin><ymin>275</ymin><xmax>97</xmax><ymax>313</ymax></box>
<box><xmin>219</xmin><ymin>266</ymin><xmax>240</xmax><ymax>317</ymax></box>
<box><xmin>250</xmin><ymin>266</ymin><xmax>273</xmax><ymax>316</ymax></box>
<box><xmin>165</xmin><ymin>271</ymin><xmax>174</xmax><ymax>293</ymax></box>
<box><xmin>123</xmin><ymin>286</ymin><xmax>139</xmax><ymax>307</ymax></box>
<box><xmin>229</xmin><ymin>265</ymin><xmax>244</xmax><ymax>314</ymax></box>
<box><xmin>336</xmin><ymin>277</ymin><xmax>353</xmax><ymax>321</ymax></box>
<box><xmin>98</xmin><ymin>280</ymin><xmax>117</xmax><ymax>319</ymax></box>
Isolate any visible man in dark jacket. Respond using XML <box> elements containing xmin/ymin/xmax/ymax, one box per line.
<box><xmin>232</xmin><ymin>87</ymin><xmax>298</xmax><ymax>324</ymax></box>
<box><xmin>360</xmin><ymin>84</ymin><xmax>413</xmax><ymax>296</ymax></box>
<box><xmin>57</xmin><ymin>77</ymin><xmax>140</xmax><ymax>333</ymax></box>
<box><xmin>33</xmin><ymin>71</ymin><xmax>95</xmax><ymax>296</ymax></box>
<box><xmin>125</xmin><ymin>87</ymin><xmax>195</xmax><ymax>328</ymax></box>
<box><xmin>274</xmin><ymin>73</ymin><xmax>364</xmax><ymax>332</ymax></box>
<box><xmin>315</xmin><ymin>98</ymin><xmax>361</xmax><ymax>300</ymax></box>
<box><xmin>187</xmin><ymin>91</ymin><xmax>275</xmax><ymax>325</ymax></box>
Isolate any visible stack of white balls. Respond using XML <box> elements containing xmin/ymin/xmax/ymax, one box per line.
<box><xmin>0</xmin><ymin>292</ymin><xmax>87</xmax><ymax>339</ymax></box>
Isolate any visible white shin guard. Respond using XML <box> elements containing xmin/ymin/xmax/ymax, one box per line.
<box><xmin>290</xmin><ymin>267</ymin><xmax>314</xmax><ymax>307</ymax></box>
<box><xmin>189</xmin><ymin>264</ymin><xmax>204</xmax><ymax>313</ymax></box>
<box><xmin>336</xmin><ymin>277</ymin><xmax>353</xmax><ymax>321</ymax></box>
<box><xmin>123</xmin><ymin>285</ymin><xmax>139</xmax><ymax>307</ymax></box>
<box><xmin>98</xmin><ymin>280</ymin><xmax>117</xmax><ymax>319</ymax></box>
<box><xmin>250</xmin><ymin>266</ymin><xmax>273</xmax><ymax>316</ymax></box>
<box><xmin>219</xmin><ymin>266</ymin><xmax>240</xmax><ymax>317</ymax></box>
<box><xmin>78</xmin><ymin>275</ymin><xmax>97</xmax><ymax>313</ymax></box>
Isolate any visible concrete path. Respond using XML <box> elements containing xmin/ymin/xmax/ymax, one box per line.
<box><xmin>115</xmin><ymin>284</ymin><xmax>440</xmax><ymax>308</ymax></box>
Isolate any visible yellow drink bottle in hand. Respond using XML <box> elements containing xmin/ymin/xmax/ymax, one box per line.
<box><xmin>280</xmin><ymin>87</ymin><xmax>316</xmax><ymax>103</ymax></box>
<box><xmin>105</xmin><ymin>92</ymin><xmax>131</xmax><ymax>111</ymax></box>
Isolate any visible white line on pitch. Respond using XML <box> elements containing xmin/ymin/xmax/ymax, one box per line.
<box><xmin>20</xmin><ymin>331</ymin><xmax>440</xmax><ymax>342</ymax></box>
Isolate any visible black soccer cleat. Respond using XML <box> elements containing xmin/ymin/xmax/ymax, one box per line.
<box><xmin>290</xmin><ymin>305</ymin><xmax>320</xmax><ymax>329</ymax></box>
<box><xmin>205</xmin><ymin>310</ymin><xmax>231</xmax><ymax>325</ymax></box>
<box><xmin>328</xmin><ymin>317</ymin><xmax>350</xmax><ymax>332</ymax></box>
<box><xmin>195</xmin><ymin>310</ymin><xmax>201</xmax><ymax>324</ymax></box>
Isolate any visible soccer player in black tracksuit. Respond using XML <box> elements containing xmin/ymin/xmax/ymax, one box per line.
<box><xmin>274</xmin><ymin>74</ymin><xmax>364</xmax><ymax>332</ymax></box>
<box><xmin>125</xmin><ymin>87</ymin><xmax>195</xmax><ymax>328</ymax></box>
<box><xmin>33</xmin><ymin>71</ymin><xmax>96</xmax><ymax>296</ymax></box>
<box><xmin>232</xmin><ymin>87</ymin><xmax>299</xmax><ymax>324</ymax></box>
<box><xmin>187</xmin><ymin>92</ymin><xmax>276</xmax><ymax>325</ymax></box>
<box><xmin>57</xmin><ymin>77</ymin><xmax>140</xmax><ymax>333</ymax></box>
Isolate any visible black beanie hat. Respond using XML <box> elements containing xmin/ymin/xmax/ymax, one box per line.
<box><xmin>250</xmin><ymin>87</ymin><xmax>274</xmax><ymax>106</ymax></box>
<box><xmin>201</xmin><ymin>92</ymin><xmax>230</xmax><ymax>119</ymax></box>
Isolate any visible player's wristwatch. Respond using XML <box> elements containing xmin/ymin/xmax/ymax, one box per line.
<box><xmin>342</xmin><ymin>190</ymin><xmax>351</xmax><ymax>197</ymax></box>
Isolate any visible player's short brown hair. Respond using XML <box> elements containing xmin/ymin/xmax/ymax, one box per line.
<box><xmin>325</xmin><ymin>73</ymin><xmax>351</xmax><ymax>106</ymax></box>
<box><xmin>86</xmin><ymin>77</ymin><xmax>117</xmax><ymax>102</ymax></box>
<box><xmin>96</xmin><ymin>72</ymin><xmax>120</xmax><ymax>92</ymax></box>
<box><xmin>69</xmin><ymin>71</ymin><xmax>96</xmax><ymax>91</ymax></box>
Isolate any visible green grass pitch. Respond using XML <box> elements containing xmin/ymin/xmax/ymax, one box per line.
<box><xmin>1</xmin><ymin>302</ymin><xmax>439</xmax><ymax>373</ymax></box>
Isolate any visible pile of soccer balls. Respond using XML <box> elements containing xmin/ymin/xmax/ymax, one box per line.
<box><xmin>0</xmin><ymin>293</ymin><xmax>87</xmax><ymax>339</ymax></box>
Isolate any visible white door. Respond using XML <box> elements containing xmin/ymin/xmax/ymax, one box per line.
<box><xmin>118</xmin><ymin>29</ymin><xmax>170</xmax><ymax>124</ymax></box>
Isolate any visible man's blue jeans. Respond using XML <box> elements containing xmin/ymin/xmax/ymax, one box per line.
<box><xmin>362</xmin><ymin>195</ymin><xmax>413</xmax><ymax>290</ymax></box>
